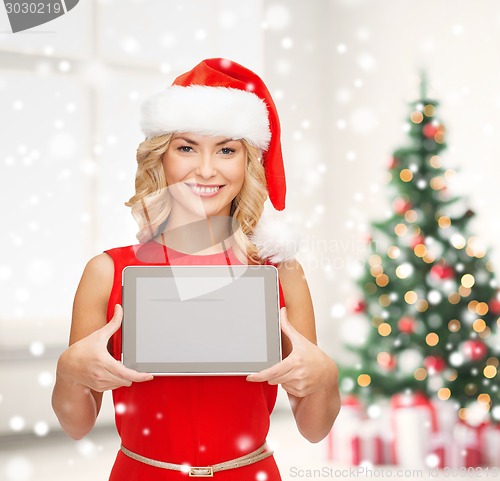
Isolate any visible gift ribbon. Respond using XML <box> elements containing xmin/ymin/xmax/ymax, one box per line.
<box><xmin>327</xmin><ymin>395</ymin><xmax>364</xmax><ymax>461</ymax></box>
<box><xmin>455</xmin><ymin>420</ymin><xmax>489</xmax><ymax>467</ymax></box>
<box><xmin>390</xmin><ymin>391</ymin><xmax>438</xmax><ymax>466</ymax></box>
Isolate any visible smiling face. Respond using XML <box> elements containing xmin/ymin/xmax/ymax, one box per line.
<box><xmin>162</xmin><ymin>132</ymin><xmax>247</xmax><ymax>224</ymax></box>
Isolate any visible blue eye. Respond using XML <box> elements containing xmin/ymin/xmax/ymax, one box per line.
<box><xmin>178</xmin><ymin>145</ymin><xmax>193</xmax><ymax>153</ymax></box>
<box><xmin>220</xmin><ymin>147</ymin><xmax>235</xmax><ymax>155</ymax></box>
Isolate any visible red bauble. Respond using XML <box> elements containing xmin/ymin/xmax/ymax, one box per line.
<box><xmin>462</xmin><ymin>340</ymin><xmax>488</xmax><ymax>361</ymax></box>
<box><xmin>352</xmin><ymin>300</ymin><xmax>366</xmax><ymax>313</ymax></box>
<box><xmin>342</xmin><ymin>395</ymin><xmax>362</xmax><ymax>408</ymax></box>
<box><xmin>393</xmin><ymin>198</ymin><xmax>413</xmax><ymax>215</ymax></box>
<box><xmin>423</xmin><ymin>123</ymin><xmax>439</xmax><ymax>139</ymax></box>
<box><xmin>398</xmin><ymin>316</ymin><xmax>416</xmax><ymax>334</ymax></box>
<box><xmin>411</xmin><ymin>235</ymin><xmax>425</xmax><ymax>249</ymax></box>
<box><xmin>424</xmin><ymin>356</ymin><xmax>446</xmax><ymax>374</ymax></box>
<box><xmin>430</xmin><ymin>264</ymin><xmax>454</xmax><ymax>280</ymax></box>
<box><xmin>489</xmin><ymin>298</ymin><xmax>500</xmax><ymax>316</ymax></box>
<box><xmin>389</xmin><ymin>157</ymin><xmax>399</xmax><ymax>169</ymax></box>
<box><xmin>378</xmin><ymin>352</ymin><xmax>396</xmax><ymax>371</ymax></box>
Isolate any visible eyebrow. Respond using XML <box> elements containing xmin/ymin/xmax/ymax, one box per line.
<box><xmin>173</xmin><ymin>136</ymin><xmax>235</xmax><ymax>146</ymax></box>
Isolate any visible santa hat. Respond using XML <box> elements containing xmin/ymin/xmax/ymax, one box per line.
<box><xmin>139</xmin><ymin>58</ymin><xmax>299</xmax><ymax>262</ymax></box>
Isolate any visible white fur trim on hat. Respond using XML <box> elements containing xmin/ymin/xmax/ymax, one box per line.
<box><xmin>140</xmin><ymin>85</ymin><xmax>271</xmax><ymax>150</ymax></box>
<box><xmin>251</xmin><ymin>200</ymin><xmax>301</xmax><ymax>264</ymax></box>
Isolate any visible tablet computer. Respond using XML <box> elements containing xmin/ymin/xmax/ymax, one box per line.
<box><xmin>121</xmin><ymin>265</ymin><xmax>281</xmax><ymax>375</ymax></box>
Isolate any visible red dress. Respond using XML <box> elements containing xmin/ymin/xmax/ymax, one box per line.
<box><xmin>104</xmin><ymin>240</ymin><xmax>284</xmax><ymax>480</ymax></box>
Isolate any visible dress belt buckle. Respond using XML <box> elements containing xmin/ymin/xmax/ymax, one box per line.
<box><xmin>189</xmin><ymin>466</ymin><xmax>214</xmax><ymax>477</ymax></box>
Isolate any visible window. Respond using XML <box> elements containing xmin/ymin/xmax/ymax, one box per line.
<box><xmin>0</xmin><ymin>0</ymin><xmax>264</xmax><ymax>435</ymax></box>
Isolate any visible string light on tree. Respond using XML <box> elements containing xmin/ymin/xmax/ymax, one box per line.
<box><xmin>338</xmin><ymin>72</ymin><xmax>500</xmax><ymax>419</ymax></box>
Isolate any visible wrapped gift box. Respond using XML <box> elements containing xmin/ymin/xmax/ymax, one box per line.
<box><xmin>328</xmin><ymin>395</ymin><xmax>387</xmax><ymax>465</ymax></box>
<box><xmin>328</xmin><ymin>392</ymin><xmax>496</xmax><ymax>468</ymax></box>
<box><xmin>483</xmin><ymin>424</ymin><xmax>500</xmax><ymax>466</ymax></box>
<box><xmin>391</xmin><ymin>392</ymin><xmax>438</xmax><ymax>468</ymax></box>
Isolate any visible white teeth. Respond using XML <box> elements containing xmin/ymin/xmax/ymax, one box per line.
<box><xmin>189</xmin><ymin>185</ymin><xmax>220</xmax><ymax>195</ymax></box>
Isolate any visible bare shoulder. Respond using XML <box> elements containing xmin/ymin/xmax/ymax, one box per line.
<box><xmin>69</xmin><ymin>253</ymin><xmax>115</xmax><ymax>345</ymax></box>
<box><xmin>277</xmin><ymin>258</ymin><xmax>317</xmax><ymax>345</ymax></box>
<box><xmin>78</xmin><ymin>253</ymin><xmax>115</xmax><ymax>304</ymax></box>
<box><xmin>82</xmin><ymin>252</ymin><xmax>115</xmax><ymax>284</ymax></box>
<box><xmin>277</xmin><ymin>257</ymin><xmax>306</xmax><ymax>284</ymax></box>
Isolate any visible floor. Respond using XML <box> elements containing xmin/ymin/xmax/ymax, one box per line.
<box><xmin>0</xmin><ymin>407</ymin><xmax>479</xmax><ymax>481</ymax></box>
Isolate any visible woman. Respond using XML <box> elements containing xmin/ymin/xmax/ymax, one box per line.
<box><xmin>52</xmin><ymin>58</ymin><xmax>340</xmax><ymax>480</ymax></box>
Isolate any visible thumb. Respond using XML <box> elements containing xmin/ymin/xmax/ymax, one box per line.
<box><xmin>102</xmin><ymin>304</ymin><xmax>123</xmax><ymax>338</ymax></box>
<box><xmin>279</xmin><ymin>307</ymin><xmax>300</xmax><ymax>344</ymax></box>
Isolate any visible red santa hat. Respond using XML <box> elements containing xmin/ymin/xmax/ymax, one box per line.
<box><xmin>140</xmin><ymin>58</ymin><xmax>286</xmax><ymax>210</ymax></box>
<box><xmin>139</xmin><ymin>58</ymin><xmax>298</xmax><ymax>262</ymax></box>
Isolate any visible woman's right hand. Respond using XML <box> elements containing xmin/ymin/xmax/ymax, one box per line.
<box><xmin>57</xmin><ymin>304</ymin><xmax>153</xmax><ymax>392</ymax></box>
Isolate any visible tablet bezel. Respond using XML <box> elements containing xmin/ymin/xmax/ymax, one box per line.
<box><xmin>121</xmin><ymin>265</ymin><xmax>281</xmax><ymax>375</ymax></box>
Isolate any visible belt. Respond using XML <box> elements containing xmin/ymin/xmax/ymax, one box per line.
<box><xmin>120</xmin><ymin>442</ymin><xmax>273</xmax><ymax>477</ymax></box>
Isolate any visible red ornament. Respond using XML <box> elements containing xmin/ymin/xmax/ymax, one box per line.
<box><xmin>423</xmin><ymin>123</ymin><xmax>439</xmax><ymax>139</ymax></box>
<box><xmin>377</xmin><ymin>352</ymin><xmax>396</xmax><ymax>371</ymax></box>
<box><xmin>363</xmin><ymin>233</ymin><xmax>373</xmax><ymax>245</ymax></box>
<box><xmin>398</xmin><ymin>316</ymin><xmax>416</xmax><ymax>334</ymax></box>
<box><xmin>352</xmin><ymin>300</ymin><xmax>366</xmax><ymax>313</ymax></box>
<box><xmin>393</xmin><ymin>198</ymin><xmax>413</xmax><ymax>215</ymax></box>
<box><xmin>488</xmin><ymin>298</ymin><xmax>500</xmax><ymax>316</ymax></box>
<box><xmin>424</xmin><ymin>356</ymin><xmax>446</xmax><ymax>374</ymax></box>
<box><xmin>411</xmin><ymin>235</ymin><xmax>425</xmax><ymax>249</ymax></box>
<box><xmin>341</xmin><ymin>395</ymin><xmax>362</xmax><ymax>409</ymax></box>
<box><xmin>430</xmin><ymin>264</ymin><xmax>454</xmax><ymax>280</ymax></box>
<box><xmin>462</xmin><ymin>340</ymin><xmax>488</xmax><ymax>361</ymax></box>
<box><xmin>389</xmin><ymin>157</ymin><xmax>399</xmax><ymax>169</ymax></box>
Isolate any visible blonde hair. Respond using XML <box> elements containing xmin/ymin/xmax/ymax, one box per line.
<box><xmin>125</xmin><ymin>134</ymin><xmax>268</xmax><ymax>264</ymax></box>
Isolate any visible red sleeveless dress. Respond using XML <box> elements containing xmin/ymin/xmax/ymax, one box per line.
<box><xmin>104</xmin><ymin>240</ymin><xmax>284</xmax><ymax>480</ymax></box>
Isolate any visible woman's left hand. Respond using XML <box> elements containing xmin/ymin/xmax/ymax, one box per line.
<box><xmin>246</xmin><ymin>307</ymin><xmax>337</xmax><ymax>398</ymax></box>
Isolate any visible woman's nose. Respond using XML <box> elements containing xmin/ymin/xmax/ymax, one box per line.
<box><xmin>195</xmin><ymin>153</ymin><xmax>217</xmax><ymax>179</ymax></box>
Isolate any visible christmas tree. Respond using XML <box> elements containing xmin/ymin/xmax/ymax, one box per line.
<box><xmin>340</xmin><ymin>75</ymin><xmax>500</xmax><ymax>424</ymax></box>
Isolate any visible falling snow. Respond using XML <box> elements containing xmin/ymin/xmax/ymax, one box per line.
<box><xmin>29</xmin><ymin>341</ymin><xmax>45</xmax><ymax>357</ymax></box>
<box><xmin>1</xmin><ymin>1</ymin><xmax>500</xmax><ymax>477</ymax></box>
<box><xmin>264</xmin><ymin>4</ymin><xmax>290</xmax><ymax>30</ymax></box>
<box><xmin>9</xmin><ymin>416</ymin><xmax>25</xmax><ymax>432</ymax></box>
<box><xmin>37</xmin><ymin>371</ymin><xmax>53</xmax><ymax>387</ymax></box>
<box><xmin>256</xmin><ymin>471</ymin><xmax>268</xmax><ymax>481</ymax></box>
<box><xmin>4</xmin><ymin>457</ymin><xmax>33</xmax><ymax>481</ymax></box>
<box><xmin>398</xmin><ymin>349</ymin><xmax>423</xmax><ymax>374</ymax></box>
<box><xmin>48</xmin><ymin>132</ymin><xmax>77</xmax><ymax>158</ymax></box>
<box><xmin>76</xmin><ymin>439</ymin><xmax>98</xmax><ymax>458</ymax></box>
<box><xmin>236</xmin><ymin>434</ymin><xmax>254</xmax><ymax>451</ymax></box>
<box><xmin>33</xmin><ymin>421</ymin><xmax>49</xmax><ymax>437</ymax></box>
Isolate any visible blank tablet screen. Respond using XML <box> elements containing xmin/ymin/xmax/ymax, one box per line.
<box><xmin>122</xmin><ymin>265</ymin><xmax>281</xmax><ymax>375</ymax></box>
<box><xmin>136</xmin><ymin>276</ymin><xmax>267</xmax><ymax>363</ymax></box>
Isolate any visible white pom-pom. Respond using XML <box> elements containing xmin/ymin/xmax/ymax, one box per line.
<box><xmin>251</xmin><ymin>200</ymin><xmax>301</xmax><ymax>263</ymax></box>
